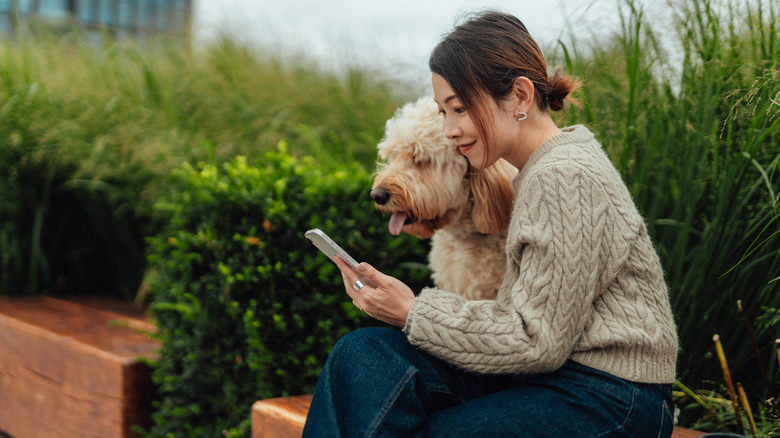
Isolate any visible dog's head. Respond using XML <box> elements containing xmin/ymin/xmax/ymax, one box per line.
<box><xmin>370</xmin><ymin>96</ymin><xmax>516</xmax><ymax>239</ymax></box>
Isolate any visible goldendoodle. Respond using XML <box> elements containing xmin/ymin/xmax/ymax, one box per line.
<box><xmin>370</xmin><ymin>96</ymin><xmax>516</xmax><ymax>300</ymax></box>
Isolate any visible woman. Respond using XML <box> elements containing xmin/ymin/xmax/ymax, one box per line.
<box><xmin>303</xmin><ymin>10</ymin><xmax>678</xmax><ymax>437</ymax></box>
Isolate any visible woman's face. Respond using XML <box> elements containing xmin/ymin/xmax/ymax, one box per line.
<box><xmin>432</xmin><ymin>73</ymin><xmax>516</xmax><ymax>170</ymax></box>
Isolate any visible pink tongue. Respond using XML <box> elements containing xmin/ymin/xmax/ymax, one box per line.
<box><xmin>388</xmin><ymin>212</ymin><xmax>407</xmax><ymax>236</ymax></box>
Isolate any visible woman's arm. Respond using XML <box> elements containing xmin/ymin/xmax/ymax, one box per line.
<box><xmin>403</xmin><ymin>164</ymin><xmax>627</xmax><ymax>375</ymax></box>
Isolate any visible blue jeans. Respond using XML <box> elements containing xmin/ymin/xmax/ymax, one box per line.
<box><xmin>302</xmin><ymin>328</ymin><xmax>674</xmax><ymax>437</ymax></box>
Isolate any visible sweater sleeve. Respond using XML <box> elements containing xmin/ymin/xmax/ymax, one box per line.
<box><xmin>403</xmin><ymin>163</ymin><xmax>631</xmax><ymax>375</ymax></box>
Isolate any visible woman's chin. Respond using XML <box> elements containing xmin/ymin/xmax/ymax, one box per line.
<box><xmin>466</xmin><ymin>157</ymin><xmax>488</xmax><ymax>171</ymax></box>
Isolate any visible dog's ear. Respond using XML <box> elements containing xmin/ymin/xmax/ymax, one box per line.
<box><xmin>469</xmin><ymin>159</ymin><xmax>516</xmax><ymax>234</ymax></box>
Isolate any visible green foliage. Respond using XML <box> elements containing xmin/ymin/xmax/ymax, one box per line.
<box><xmin>554</xmin><ymin>0</ymin><xmax>780</xmax><ymax>429</ymax></box>
<box><xmin>556</xmin><ymin>0</ymin><xmax>780</xmax><ymax>391</ymax></box>
<box><xmin>674</xmin><ymin>379</ymin><xmax>780</xmax><ymax>436</ymax></box>
<box><xmin>0</xmin><ymin>28</ymin><xmax>412</xmax><ymax>298</ymax></box>
<box><xmin>0</xmin><ymin>66</ymin><xmax>152</xmax><ymax>298</ymax></box>
<box><xmin>144</xmin><ymin>146</ymin><xmax>429</xmax><ymax>437</ymax></box>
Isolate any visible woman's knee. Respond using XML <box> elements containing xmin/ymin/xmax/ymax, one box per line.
<box><xmin>327</xmin><ymin>328</ymin><xmax>407</xmax><ymax>369</ymax></box>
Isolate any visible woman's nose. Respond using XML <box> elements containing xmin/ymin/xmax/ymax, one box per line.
<box><xmin>443</xmin><ymin>117</ymin><xmax>461</xmax><ymax>139</ymax></box>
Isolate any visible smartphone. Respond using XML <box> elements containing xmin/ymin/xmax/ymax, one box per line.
<box><xmin>304</xmin><ymin>228</ymin><xmax>377</xmax><ymax>287</ymax></box>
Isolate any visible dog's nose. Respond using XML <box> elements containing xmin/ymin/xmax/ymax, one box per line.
<box><xmin>371</xmin><ymin>187</ymin><xmax>390</xmax><ymax>205</ymax></box>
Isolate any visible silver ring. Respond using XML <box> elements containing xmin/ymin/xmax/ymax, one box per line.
<box><xmin>352</xmin><ymin>280</ymin><xmax>364</xmax><ymax>291</ymax></box>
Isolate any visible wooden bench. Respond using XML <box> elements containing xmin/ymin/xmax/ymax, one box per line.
<box><xmin>252</xmin><ymin>395</ymin><xmax>313</xmax><ymax>438</ymax></box>
<box><xmin>251</xmin><ymin>395</ymin><xmax>703</xmax><ymax>437</ymax></box>
<box><xmin>0</xmin><ymin>296</ymin><xmax>159</xmax><ymax>438</ymax></box>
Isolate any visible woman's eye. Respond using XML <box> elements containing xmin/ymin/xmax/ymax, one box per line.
<box><xmin>453</xmin><ymin>107</ymin><xmax>466</xmax><ymax>114</ymax></box>
<box><xmin>438</xmin><ymin>109</ymin><xmax>446</xmax><ymax>117</ymax></box>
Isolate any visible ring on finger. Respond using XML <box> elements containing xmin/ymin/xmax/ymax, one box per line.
<box><xmin>352</xmin><ymin>280</ymin><xmax>364</xmax><ymax>291</ymax></box>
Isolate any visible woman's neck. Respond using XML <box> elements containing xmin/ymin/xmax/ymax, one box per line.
<box><xmin>505</xmin><ymin>113</ymin><xmax>562</xmax><ymax>170</ymax></box>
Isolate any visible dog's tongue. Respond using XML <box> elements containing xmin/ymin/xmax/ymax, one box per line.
<box><xmin>388</xmin><ymin>212</ymin><xmax>407</xmax><ymax>236</ymax></box>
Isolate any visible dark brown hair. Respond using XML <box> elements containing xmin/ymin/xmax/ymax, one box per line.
<box><xmin>429</xmin><ymin>11</ymin><xmax>581</xmax><ymax>159</ymax></box>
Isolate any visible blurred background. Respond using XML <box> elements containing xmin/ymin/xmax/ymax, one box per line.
<box><xmin>1</xmin><ymin>0</ymin><xmax>645</xmax><ymax>91</ymax></box>
<box><xmin>0</xmin><ymin>0</ymin><xmax>778</xmax><ymax>436</ymax></box>
<box><xmin>192</xmin><ymin>0</ymin><xmax>629</xmax><ymax>91</ymax></box>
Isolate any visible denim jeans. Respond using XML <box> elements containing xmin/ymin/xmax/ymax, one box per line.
<box><xmin>302</xmin><ymin>327</ymin><xmax>674</xmax><ymax>437</ymax></box>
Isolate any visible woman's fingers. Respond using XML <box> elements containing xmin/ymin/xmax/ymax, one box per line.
<box><xmin>352</xmin><ymin>261</ymin><xmax>382</xmax><ymax>287</ymax></box>
<box><xmin>361</xmin><ymin>276</ymin><xmax>415</xmax><ymax>327</ymax></box>
<box><xmin>334</xmin><ymin>257</ymin><xmax>369</xmax><ymax>313</ymax></box>
<box><xmin>333</xmin><ymin>256</ymin><xmax>414</xmax><ymax>327</ymax></box>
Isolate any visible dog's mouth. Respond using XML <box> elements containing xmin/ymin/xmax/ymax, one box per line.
<box><xmin>388</xmin><ymin>212</ymin><xmax>415</xmax><ymax>236</ymax></box>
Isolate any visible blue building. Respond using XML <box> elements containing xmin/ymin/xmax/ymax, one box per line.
<box><xmin>0</xmin><ymin>0</ymin><xmax>191</xmax><ymax>37</ymax></box>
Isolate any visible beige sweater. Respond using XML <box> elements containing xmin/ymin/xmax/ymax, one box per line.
<box><xmin>403</xmin><ymin>125</ymin><xmax>678</xmax><ymax>384</ymax></box>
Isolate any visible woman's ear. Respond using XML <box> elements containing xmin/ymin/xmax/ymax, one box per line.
<box><xmin>512</xmin><ymin>76</ymin><xmax>536</xmax><ymax>113</ymax></box>
<box><xmin>469</xmin><ymin>159</ymin><xmax>517</xmax><ymax>234</ymax></box>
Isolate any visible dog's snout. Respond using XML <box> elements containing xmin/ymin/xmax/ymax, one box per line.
<box><xmin>371</xmin><ymin>187</ymin><xmax>391</xmax><ymax>205</ymax></box>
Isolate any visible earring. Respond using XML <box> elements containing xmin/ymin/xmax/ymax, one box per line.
<box><xmin>515</xmin><ymin>111</ymin><xmax>528</xmax><ymax>122</ymax></box>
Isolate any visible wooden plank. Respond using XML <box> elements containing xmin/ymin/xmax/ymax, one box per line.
<box><xmin>249</xmin><ymin>395</ymin><xmax>703</xmax><ymax>438</ymax></box>
<box><xmin>251</xmin><ymin>395</ymin><xmax>313</xmax><ymax>438</ymax></box>
<box><xmin>672</xmin><ymin>426</ymin><xmax>703</xmax><ymax>438</ymax></box>
<box><xmin>0</xmin><ymin>297</ymin><xmax>159</xmax><ymax>438</ymax></box>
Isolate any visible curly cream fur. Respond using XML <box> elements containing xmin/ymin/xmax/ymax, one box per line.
<box><xmin>372</xmin><ymin>96</ymin><xmax>516</xmax><ymax>300</ymax></box>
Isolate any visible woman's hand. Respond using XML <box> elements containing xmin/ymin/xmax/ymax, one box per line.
<box><xmin>334</xmin><ymin>257</ymin><xmax>415</xmax><ymax>327</ymax></box>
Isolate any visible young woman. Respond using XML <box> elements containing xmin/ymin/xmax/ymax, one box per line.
<box><xmin>303</xmin><ymin>10</ymin><xmax>678</xmax><ymax>437</ymax></box>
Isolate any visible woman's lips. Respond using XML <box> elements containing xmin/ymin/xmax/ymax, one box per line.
<box><xmin>458</xmin><ymin>141</ymin><xmax>475</xmax><ymax>154</ymax></box>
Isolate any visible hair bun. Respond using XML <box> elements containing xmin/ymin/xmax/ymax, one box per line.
<box><xmin>545</xmin><ymin>66</ymin><xmax>581</xmax><ymax>111</ymax></box>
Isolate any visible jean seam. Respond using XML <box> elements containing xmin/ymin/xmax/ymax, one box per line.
<box><xmin>622</xmin><ymin>384</ymin><xmax>638</xmax><ymax>429</ymax></box>
<box><xmin>427</xmin><ymin>383</ymin><xmax>462</xmax><ymax>404</ymax></box>
<box><xmin>427</xmin><ymin>383</ymin><xmax>449</xmax><ymax>392</ymax></box>
<box><xmin>597</xmin><ymin>383</ymin><xmax>637</xmax><ymax>437</ymax></box>
<box><xmin>657</xmin><ymin>400</ymin><xmax>670</xmax><ymax>438</ymax></box>
<box><xmin>363</xmin><ymin>366</ymin><xmax>417</xmax><ymax>438</ymax></box>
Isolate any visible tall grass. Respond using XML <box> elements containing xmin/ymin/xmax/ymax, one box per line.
<box><xmin>558</xmin><ymin>0</ymin><xmax>779</xmax><ymax>417</ymax></box>
<box><xmin>0</xmin><ymin>26</ymin><xmax>414</xmax><ymax>298</ymax></box>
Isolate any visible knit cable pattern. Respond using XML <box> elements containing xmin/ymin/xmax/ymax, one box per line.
<box><xmin>403</xmin><ymin>126</ymin><xmax>678</xmax><ymax>384</ymax></box>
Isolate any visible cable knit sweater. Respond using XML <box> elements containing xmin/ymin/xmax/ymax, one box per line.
<box><xmin>403</xmin><ymin>125</ymin><xmax>678</xmax><ymax>384</ymax></box>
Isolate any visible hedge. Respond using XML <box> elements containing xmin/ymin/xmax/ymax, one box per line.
<box><xmin>144</xmin><ymin>144</ymin><xmax>430</xmax><ymax>436</ymax></box>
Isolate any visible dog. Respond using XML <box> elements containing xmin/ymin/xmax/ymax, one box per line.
<box><xmin>370</xmin><ymin>96</ymin><xmax>516</xmax><ymax>300</ymax></box>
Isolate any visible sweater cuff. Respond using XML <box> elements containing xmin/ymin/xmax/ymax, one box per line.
<box><xmin>403</xmin><ymin>287</ymin><xmax>432</xmax><ymax>335</ymax></box>
<box><xmin>403</xmin><ymin>286</ymin><xmax>448</xmax><ymax>337</ymax></box>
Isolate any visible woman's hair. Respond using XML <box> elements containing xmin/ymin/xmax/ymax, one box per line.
<box><xmin>429</xmin><ymin>10</ymin><xmax>581</xmax><ymax>159</ymax></box>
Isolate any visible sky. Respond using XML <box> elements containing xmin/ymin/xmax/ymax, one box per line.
<box><xmin>191</xmin><ymin>0</ymin><xmax>632</xmax><ymax>92</ymax></box>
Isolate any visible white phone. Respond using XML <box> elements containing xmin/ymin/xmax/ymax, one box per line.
<box><xmin>304</xmin><ymin>228</ymin><xmax>377</xmax><ymax>287</ymax></box>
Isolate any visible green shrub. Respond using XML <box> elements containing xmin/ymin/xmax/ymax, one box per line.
<box><xmin>0</xmin><ymin>29</ymin><xmax>411</xmax><ymax>299</ymax></box>
<box><xmin>144</xmin><ymin>145</ymin><xmax>430</xmax><ymax>436</ymax></box>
